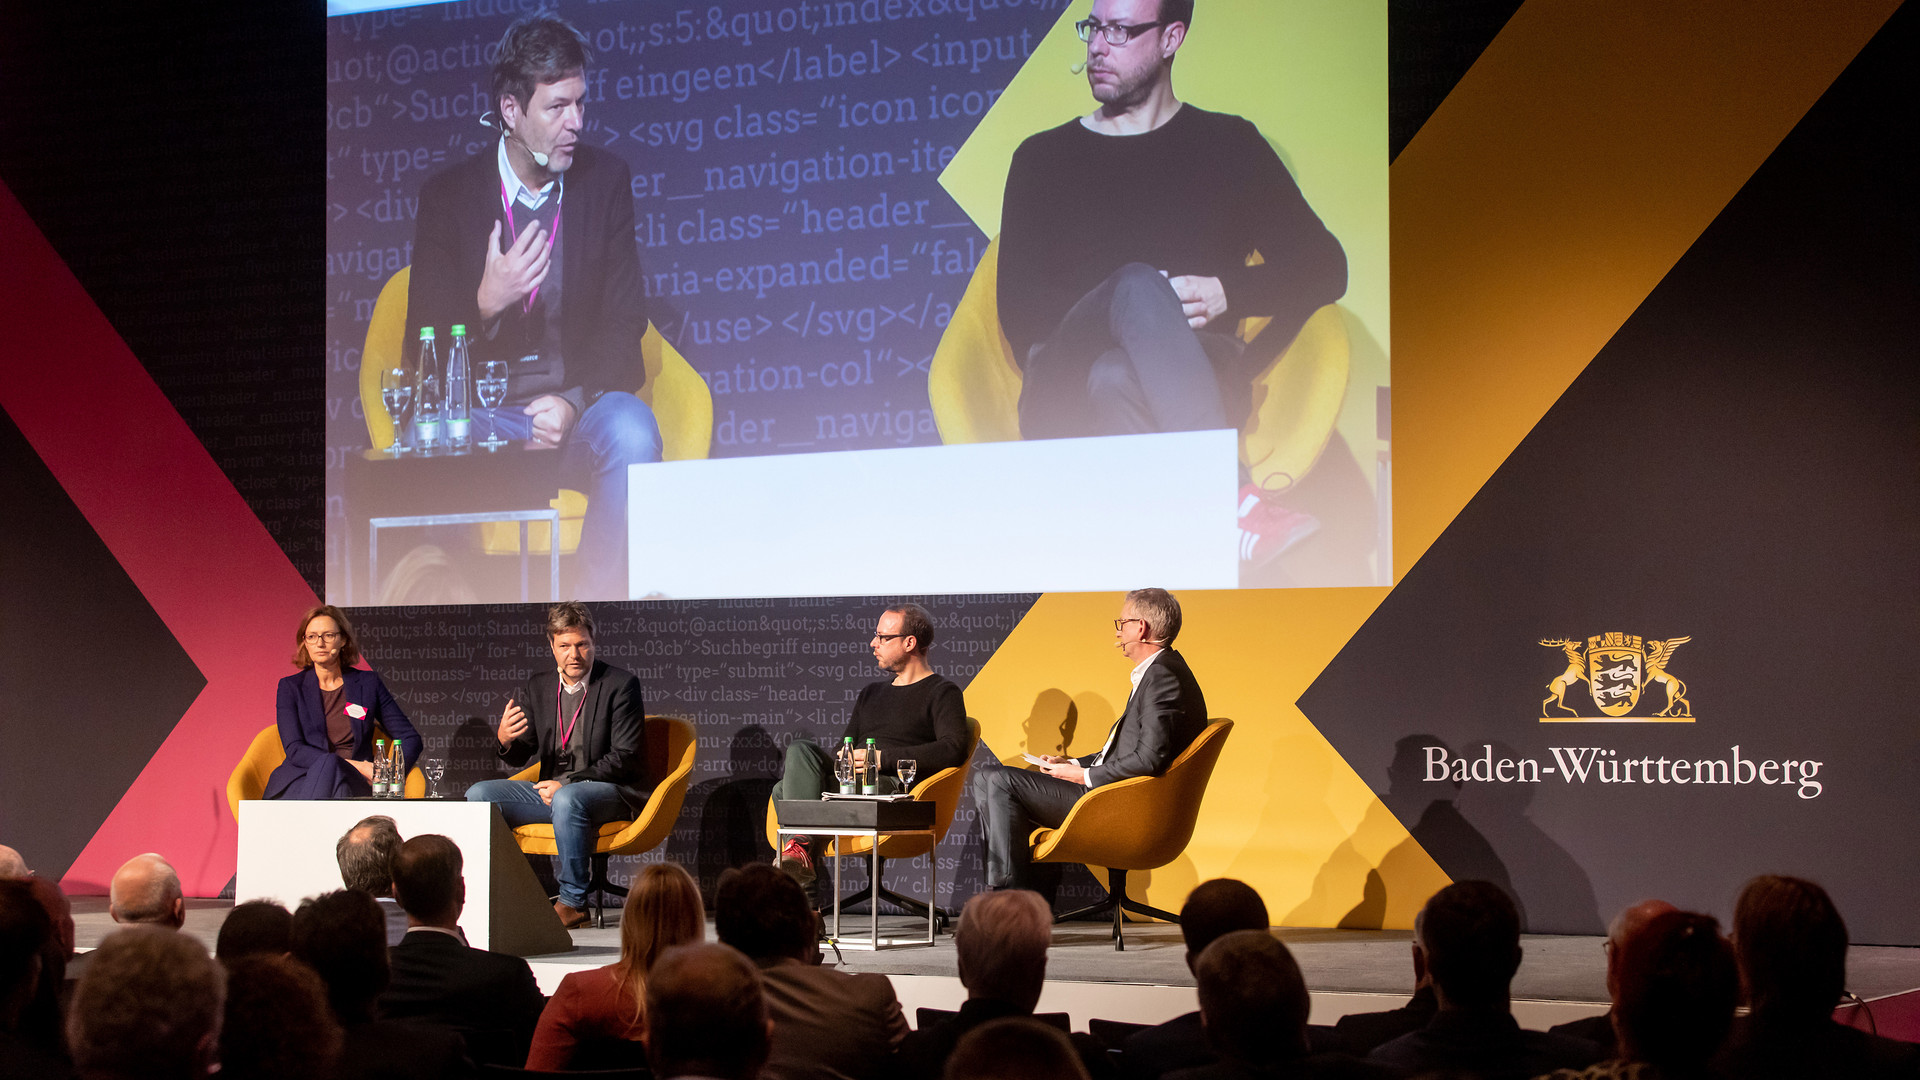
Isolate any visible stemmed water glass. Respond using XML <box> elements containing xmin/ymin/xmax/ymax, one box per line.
<box><xmin>477</xmin><ymin>359</ymin><xmax>509</xmax><ymax>451</ymax></box>
<box><xmin>422</xmin><ymin>756</ymin><xmax>447</xmax><ymax>798</ymax></box>
<box><xmin>379</xmin><ymin>361</ymin><xmax>415</xmax><ymax>455</ymax></box>
<box><xmin>896</xmin><ymin>759</ymin><xmax>917</xmax><ymax>793</ymax></box>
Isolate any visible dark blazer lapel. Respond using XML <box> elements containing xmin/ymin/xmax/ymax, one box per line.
<box><xmin>299</xmin><ymin>668</ymin><xmax>325</xmax><ymax>738</ymax></box>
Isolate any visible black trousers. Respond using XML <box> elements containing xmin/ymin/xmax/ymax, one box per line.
<box><xmin>973</xmin><ymin>760</ymin><xmax>1089</xmax><ymax>899</ymax></box>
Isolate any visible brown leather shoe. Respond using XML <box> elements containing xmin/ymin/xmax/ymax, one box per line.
<box><xmin>553</xmin><ymin>901</ymin><xmax>591</xmax><ymax>930</ymax></box>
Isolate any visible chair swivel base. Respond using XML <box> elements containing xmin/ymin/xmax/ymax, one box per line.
<box><xmin>585</xmin><ymin>853</ymin><xmax>629</xmax><ymax>929</ymax></box>
<box><xmin>836</xmin><ymin>881</ymin><xmax>956</xmax><ymax>932</ymax></box>
<box><xmin>1051</xmin><ymin>868</ymin><xmax>1178</xmax><ymax>951</ymax></box>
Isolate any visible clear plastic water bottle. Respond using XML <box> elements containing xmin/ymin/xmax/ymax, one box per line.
<box><xmin>838</xmin><ymin>737</ymin><xmax>858</xmax><ymax>794</ymax></box>
<box><xmin>445</xmin><ymin>324</ymin><xmax>472</xmax><ymax>453</ymax></box>
<box><xmin>862</xmin><ymin>738</ymin><xmax>880</xmax><ymax>795</ymax></box>
<box><xmin>413</xmin><ymin>327</ymin><xmax>443</xmax><ymax>455</ymax></box>
<box><xmin>388</xmin><ymin>739</ymin><xmax>406</xmax><ymax>798</ymax></box>
<box><xmin>372</xmin><ymin>738</ymin><xmax>390</xmax><ymax>796</ymax></box>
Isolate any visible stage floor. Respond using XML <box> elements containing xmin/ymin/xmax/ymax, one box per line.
<box><xmin>72</xmin><ymin>899</ymin><xmax>1920</xmax><ymax>1032</ymax></box>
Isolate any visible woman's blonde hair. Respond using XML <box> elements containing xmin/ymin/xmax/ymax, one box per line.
<box><xmin>613</xmin><ymin>862</ymin><xmax>705</xmax><ymax>1023</ymax></box>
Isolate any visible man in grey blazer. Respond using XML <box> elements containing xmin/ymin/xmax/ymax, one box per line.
<box><xmin>466</xmin><ymin>601</ymin><xmax>649</xmax><ymax>928</ymax></box>
<box><xmin>974</xmin><ymin>587</ymin><xmax>1207</xmax><ymax>899</ymax></box>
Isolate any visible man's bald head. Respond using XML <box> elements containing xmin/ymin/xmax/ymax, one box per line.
<box><xmin>1606</xmin><ymin>899</ymin><xmax>1679</xmax><ymax>999</ymax></box>
<box><xmin>110</xmin><ymin>853</ymin><xmax>185</xmax><ymax>929</ymax></box>
<box><xmin>0</xmin><ymin>846</ymin><xmax>26</xmax><ymax>880</ymax></box>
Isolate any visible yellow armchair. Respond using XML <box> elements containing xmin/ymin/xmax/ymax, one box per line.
<box><xmin>506</xmin><ymin>716</ymin><xmax>699</xmax><ymax>926</ymax></box>
<box><xmin>226</xmin><ymin>722</ymin><xmax>425</xmax><ymax>822</ymax></box>
<box><xmin>1030</xmin><ymin>719</ymin><xmax>1234</xmax><ymax>950</ymax></box>
<box><xmin>926</xmin><ymin>240</ymin><xmax>1350</xmax><ymax>492</ymax></box>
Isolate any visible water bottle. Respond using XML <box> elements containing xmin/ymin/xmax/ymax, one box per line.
<box><xmin>389</xmin><ymin>739</ymin><xmax>407</xmax><ymax>798</ymax></box>
<box><xmin>372</xmin><ymin>738</ymin><xmax>390</xmax><ymax>796</ymax></box>
<box><xmin>862</xmin><ymin>739</ymin><xmax>880</xmax><ymax>795</ymax></box>
<box><xmin>839</xmin><ymin>737</ymin><xmax>858</xmax><ymax>794</ymax></box>
<box><xmin>445</xmin><ymin>324</ymin><xmax>472</xmax><ymax>453</ymax></box>
<box><xmin>413</xmin><ymin>327</ymin><xmax>443</xmax><ymax>455</ymax></box>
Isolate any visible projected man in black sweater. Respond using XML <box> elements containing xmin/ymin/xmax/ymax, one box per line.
<box><xmin>998</xmin><ymin>0</ymin><xmax>1347</xmax><ymax>449</ymax></box>
<box><xmin>772</xmin><ymin>603</ymin><xmax>970</xmax><ymax>902</ymax></box>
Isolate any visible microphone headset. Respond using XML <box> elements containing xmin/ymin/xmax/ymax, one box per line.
<box><xmin>480</xmin><ymin>110</ymin><xmax>550</xmax><ymax>168</ymax></box>
<box><xmin>1070</xmin><ymin>59</ymin><xmax>1088</xmax><ymax>74</ymax></box>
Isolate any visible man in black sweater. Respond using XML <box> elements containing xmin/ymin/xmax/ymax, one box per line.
<box><xmin>997</xmin><ymin>0</ymin><xmax>1346</xmax><ymax>446</ymax></box>
<box><xmin>771</xmin><ymin>603</ymin><xmax>970</xmax><ymax>902</ymax></box>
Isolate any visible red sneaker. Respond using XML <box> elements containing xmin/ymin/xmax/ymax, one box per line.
<box><xmin>1238</xmin><ymin>484</ymin><xmax>1320</xmax><ymax>568</ymax></box>
<box><xmin>777</xmin><ymin>838</ymin><xmax>816</xmax><ymax>886</ymax></box>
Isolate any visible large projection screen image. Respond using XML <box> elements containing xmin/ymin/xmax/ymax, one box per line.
<box><xmin>324</xmin><ymin>0</ymin><xmax>1389</xmax><ymax>604</ymax></box>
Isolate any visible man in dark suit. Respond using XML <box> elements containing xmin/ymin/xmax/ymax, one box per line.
<box><xmin>379</xmin><ymin>835</ymin><xmax>544</xmax><ymax>1068</ymax></box>
<box><xmin>408</xmin><ymin>13</ymin><xmax>661</xmax><ymax>598</ymax></box>
<box><xmin>466</xmin><ymin>601</ymin><xmax>649</xmax><ymax>928</ymax></box>
<box><xmin>1120</xmin><ymin>879</ymin><xmax>1274</xmax><ymax>1079</ymax></box>
<box><xmin>974</xmin><ymin>587</ymin><xmax>1207</xmax><ymax>897</ymax></box>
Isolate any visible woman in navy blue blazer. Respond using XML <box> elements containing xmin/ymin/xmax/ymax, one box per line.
<box><xmin>264</xmin><ymin>604</ymin><xmax>422</xmax><ymax>800</ymax></box>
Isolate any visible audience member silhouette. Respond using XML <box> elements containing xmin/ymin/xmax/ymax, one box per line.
<box><xmin>378</xmin><ymin>835</ymin><xmax>544</xmax><ymax>1068</ymax></box>
<box><xmin>1121</xmin><ymin>878</ymin><xmax>1275</xmax><ymax>1079</ymax></box>
<box><xmin>1368</xmin><ymin>881</ymin><xmax>1600</xmax><ymax>1079</ymax></box>
<box><xmin>337</xmin><ymin>815</ymin><xmax>409</xmax><ymax>946</ymax></box>
<box><xmin>948</xmin><ymin>1017</ymin><xmax>1092</xmax><ymax>1080</ymax></box>
<box><xmin>1713</xmin><ymin>874</ymin><xmax>1920</xmax><ymax>1080</ymax></box>
<box><xmin>214</xmin><ymin>899</ymin><xmax>294</xmax><ymax>963</ymax></box>
<box><xmin>1327</xmin><ymin>906</ymin><xmax>1437</xmax><ymax>1056</ymax></box>
<box><xmin>1178</xmin><ymin>929</ymin><xmax>1397</xmax><ymax>1080</ymax></box>
<box><xmin>290</xmin><ymin>888</ymin><xmax>473</xmax><ymax>1080</ymax></box>
<box><xmin>67</xmin><ymin>926</ymin><xmax>224</xmax><ymax>1080</ymax></box>
<box><xmin>0</xmin><ymin>880</ymin><xmax>72</xmax><ymax>1079</ymax></box>
<box><xmin>715</xmin><ymin>863</ymin><xmax>906</xmax><ymax>1080</ymax></box>
<box><xmin>528</xmin><ymin>860</ymin><xmax>705</xmax><ymax>1071</ymax></box>
<box><xmin>1545</xmin><ymin>898</ymin><xmax>1677</xmax><ymax>1056</ymax></box>
<box><xmin>218</xmin><ymin>953</ymin><xmax>342</xmax><ymax>1080</ymax></box>
<box><xmin>646</xmin><ymin>942</ymin><xmax>772</xmax><ymax>1080</ymax></box>
<box><xmin>1539</xmin><ymin>909</ymin><xmax>1736</xmax><ymax>1080</ymax></box>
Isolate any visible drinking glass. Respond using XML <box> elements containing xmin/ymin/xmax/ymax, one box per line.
<box><xmin>423</xmin><ymin>757</ymin><xmax>447</xmax><ymax>798</ymax></box>
<box><xmin>477</xmin><ymin>359</ymin><xmax>509</xmax><ymax>451</ymax></box>
<box><xmin>379</xmin><ymin>363</ymin><xmax>415</xmax><ymax>454</ymax></box>
<box><xmin>896</xmin><ymin>759</ymin><xmax>917</xmax><ymax>791</ymax></box>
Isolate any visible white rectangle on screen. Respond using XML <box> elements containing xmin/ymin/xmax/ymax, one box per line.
<box><xmin>626</xmin><ymin>430</ymin><xmax>1239</xmax><ymax>599</ymax></box>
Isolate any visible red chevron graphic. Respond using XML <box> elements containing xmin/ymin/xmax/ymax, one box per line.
<box><xmin>0</xmin><ymin>180</ymin><xmax>317</xmax><ymax>895</ymax></box>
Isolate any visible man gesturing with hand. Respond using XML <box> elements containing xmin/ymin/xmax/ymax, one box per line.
<box><xmin>466</xmin><ymin>601</ymin><xmax>650</xmax><ymax>930</ymax></box>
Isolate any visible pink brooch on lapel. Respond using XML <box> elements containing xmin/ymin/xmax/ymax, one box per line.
<box><xmin>345</xmin><ymin>703</ymin><xmax>368</xmax><ymax>720</ymax></box>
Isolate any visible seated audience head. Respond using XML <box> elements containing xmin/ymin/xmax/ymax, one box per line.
<box><xmin>1180</xmin><ymin>878</ymin><xmax>1269</xmax><ymax>973</ymax></box>
<box><xmin>954</xmin><ymin>889</ymin><xmax>1053</xmax><ymax>1013</ymax></box>
<box><xmin>109</xmin><ymin>852</ymin><xmax>185</xmax><ymax>929</ymax></box>
<box><xmin>1611</xmin><ymin>909</ymin><xmax>1737</xmax><ymax>1071</ymax></box>
<box><xmin>215</xmin><ymin>899</ymin><xmax>293</xmax><ymax>963</ymax></box>
<box><xmin>0</xmin><ymin>846</ymin><xmax>26</xmax><ymax>879</ymax></box>
<box><xmin>1732</xmin><ymin>873</ymin><xmax>1848</xmax><ymax>1022</ymax></box>
<box><xmin>26</xmin><ymin>876</ymin><xmax>75</xmax><ymax>960</ymax></box>
<box><xmin>219</xmin><ymin>953</ymin><xmax>343</xmax><ymax>1080</ymax></box>
<box><xmin>645</xmin><ymin>942</ymin><xmax>770</xmax><ymax>1080</ymax></box>
<box><xmin>68</xmin><ymin>925</ymin><xmax>225</xmax><ymax>1080</ymax></box>
<box><xmin>1194</xmin><ymin>929</ymin><xmax>1311</xmax><ymax>1065</ymax></box>
<box><xmin>946</xmin><ymin>1017</ymin><xmax>1091</xmax><ymax>1080</ymax></box>
<box><xmin>621</xmin><ymin>861</ymin><xmax>706</xmax><ymax>976</ymax></box>
<box><xmin>714</xmin><ymin>863</ymin><xmax>815</xmax><ymax>964</ymax></box>
<box><xmin>1417</xmin><ymin>880</ymin><xmax>1522</xmax><ymax>1011</ymax></box>
<box><xmin>290</xmin><ymin>889</ymin><xmax>389</xmax><ymax>1024</ymax></box>
<box><xmin>1123</xmin><ymin>587</ymin><xmax>1183</xmax><ymax>647</ymax></box>
<box><xmin>0</xmin><ymin>880</ymin><xmax>54</xmax><ymax>1024</ymax></box>
<box><xmin>1604</xmin><ymin>898</ymin><xmax>1678</xmax><ymax>1001</ymax></box>
<box><xmin>391</xmin><ymin>834</ymin><xmax>464</xmax><ymax>927</ymax></box>
<box><xmin>336</xmin><ymin>815</ymin><xmax>402</xmax><ymax>898</ymax></box>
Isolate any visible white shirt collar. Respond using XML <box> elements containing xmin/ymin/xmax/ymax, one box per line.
<box><xmin>1129</xmin><ymin>648</ymin><xmax>1164</xmax><ymax>691</ymax></box>
<box><xmin>559</xmin><ymin>669</ymin><xmax>588</xmax><ymax>694</ymax></box>
<box><xmin>497</xmin><ymin>136</ymin><xmax>556</xmax><ymax>210</ymax></box>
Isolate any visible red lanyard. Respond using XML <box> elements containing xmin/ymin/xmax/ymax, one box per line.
<box><xmin>556</xmin><ymin>677</ymin><xmax>588</xmax><ymax>751</ymax></box>
<box><xmin>499</xmin><ymin>175</ymin><xmax>562</xmax><ymax>313</ymax></box>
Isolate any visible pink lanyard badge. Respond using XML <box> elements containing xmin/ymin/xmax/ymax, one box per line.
<box><xmin>499</xmin><ymin>176</ymin><xmax>562</xmax><ymax>313</ymax></box>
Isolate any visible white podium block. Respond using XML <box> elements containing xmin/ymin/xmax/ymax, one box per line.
<box><xmin>236</xmin><ymin>800</ymin><xmax>572</xmax><ymax>957</ymax></box>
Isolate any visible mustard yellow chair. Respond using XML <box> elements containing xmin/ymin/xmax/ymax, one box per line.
<box><xmin>506</xmin><ymin>715</ymin><xmax>698</xmax><ymax>926</ymax></box>
<box><xmin>927</xmin><ymin>239</ymin><xmax>1351</xmax><ymax>493</ymax></box>
<box><xmin>762</xmin><ymin>719</ymin><xmax>982</xmax><ymax>926</ymax></box>
<box><xmin>358</xmin><ymin>267</ymin><xmax>715</xmax><ymax>556</ymax></box>
<box><xmin>227</xmin><ymin>723</ymin><xmax>425</xmax><ymax>821</ymax></box>
<box><xmin>1031</xmin><ymin>719</ymin><xmax>1234</xmax><ymax>951</ymax></box>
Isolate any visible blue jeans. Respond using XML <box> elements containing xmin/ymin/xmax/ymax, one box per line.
<box><xmin>465</xmin><ymin>778</ymin><xmax>632</xmax><ymax>908</ymax></box>
<box><xmin>478</xmin><ymin>391</ymin><xmax>662</xmax><ymax>598</ymax></box>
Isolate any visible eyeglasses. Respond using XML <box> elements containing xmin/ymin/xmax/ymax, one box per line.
<box><xmin>1113</xmin><ymin>618</ymin><xmax>1145</xmax><ymax>631</ymax></box>
<box><xmin>1076</xmin><ymin>18</ymin><xmax>1167</xmax><ymax>46</ymax></box>
<box><xmin>872</xmin><ymin>633</ymin><xmax>907</xmax><ymax>642</ymax></box>
<box><xmin>304</xmin><ymin>631</ymin><xmax>344</xmax><ymax>644</ymax></box>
